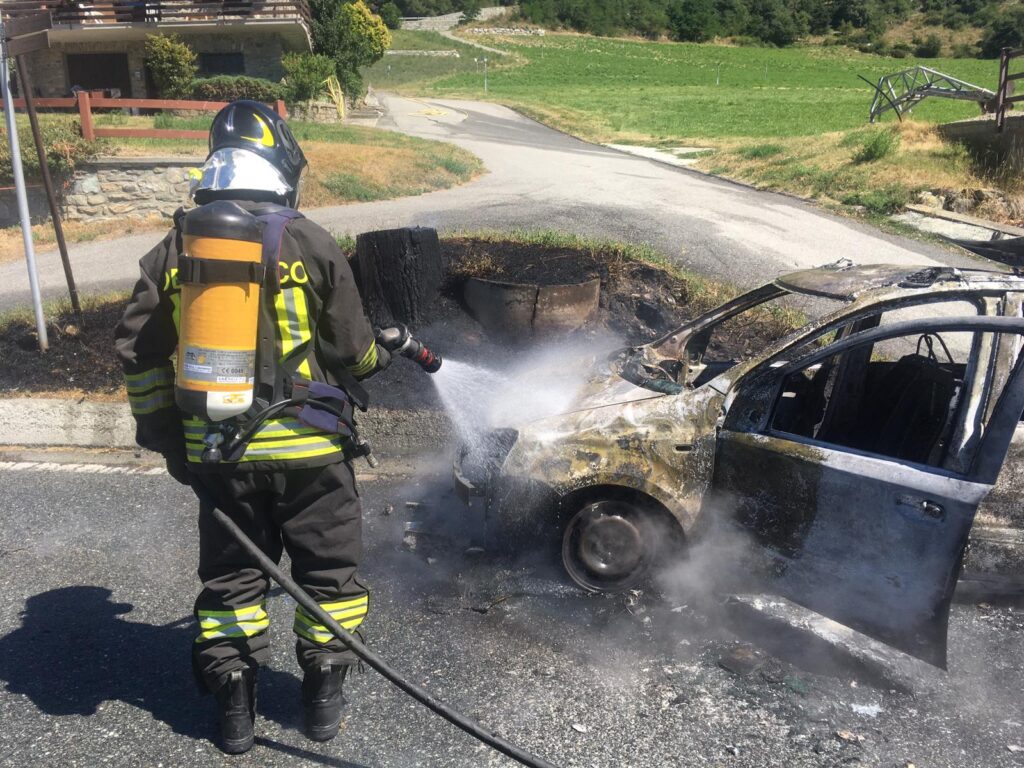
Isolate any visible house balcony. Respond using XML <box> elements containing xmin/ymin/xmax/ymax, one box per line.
<box><xmin>0</xmin><ymin>1</ymin><xmax>313</xmax><ymax>48</ymax></box>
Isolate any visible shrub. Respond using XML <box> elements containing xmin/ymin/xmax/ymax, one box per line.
<box><xmin>282</xmin><ymin>52</ymin><xmax>335</xmax><ymax>102</ymax></box>
<box><xmin>0</xmin><ymin>115</ymin><xmax>93</xmax><ymax>182</ymax></box>
<box><xmin>842</xmin><ymin>186</ymin><xmax>911</xmax><ymax>215</ymax></box>
<box><xmin>913</xmin><ymin>32</ymin><xmax>942</xmax><ymax>58</ymax></box>
<box><xmin>379</xmin><ymin>2</ymin><xmax>402</xmax><ymax>29</ymax></box>
<box><xmin>191</xmin><ymin>76</ymin><xmax>286</xmax><ymax>103</ymax></box>
<box><xmin>852</xmin><ymin>128</ymin><xmax>900</xmax><ymax>163</ymax></box>
<box><xmin>144</xmin><ymin>34</ymin><xmax>197</xmax><ymax>99</ymax></box>
<box><xmin>461</xmin><ymin>0</ymin><xmax>482</xmax><ymax>24</ymax></box>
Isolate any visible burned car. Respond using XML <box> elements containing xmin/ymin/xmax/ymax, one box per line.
<box><xmin>455</xmin><ymin>262</ymin><xmax>1024</xmax><ymax>666</ymax></box>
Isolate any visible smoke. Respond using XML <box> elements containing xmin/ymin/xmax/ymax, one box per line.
<box><xmin>429</xmin><ymin>331</ymin><xmax>623</xmax><ymax>451</ymax></box>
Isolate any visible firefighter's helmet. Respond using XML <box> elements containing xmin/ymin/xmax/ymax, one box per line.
<box><xmin>191</xmin><ymin>100</ymin><xmax>308</xmax><ymax>208</ymax></box>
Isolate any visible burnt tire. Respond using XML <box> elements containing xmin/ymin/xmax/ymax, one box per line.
<box><xmin>561</xmin><ymin>500</ymin><xmax>660</xmax><ymax>593</ymax></box>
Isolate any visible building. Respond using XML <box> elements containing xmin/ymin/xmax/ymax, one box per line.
<box><xmin>2</xmin><ymin>1</ymin><xmax>312</xmax><ymax>98</ymax></box>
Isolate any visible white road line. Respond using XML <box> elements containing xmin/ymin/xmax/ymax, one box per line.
<box><xmin>0</xmin><ymin>461</ymin><xmax>164</xmax><ymax>475</ymax></box>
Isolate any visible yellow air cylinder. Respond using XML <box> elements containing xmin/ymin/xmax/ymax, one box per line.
<box><xmin>176</xmin><ymin>201</ymin><xmax>266</xmax><ymax>422</ymax></box>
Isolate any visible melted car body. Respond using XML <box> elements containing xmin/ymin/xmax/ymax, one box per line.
<box><xmin>454</xmin><ymin>262</ymin><xmax>1024</xmax><ymax>667</ymax></box>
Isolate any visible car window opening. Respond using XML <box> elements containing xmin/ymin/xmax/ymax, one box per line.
<box><xmin>771</xmin><ymin>331</ymin><xmax>978</xmax><ymax>467</ymax></box>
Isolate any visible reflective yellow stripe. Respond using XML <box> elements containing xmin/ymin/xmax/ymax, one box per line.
<box><xmin>185</xmin><ymin>436</ymin><xmax>343</xmax><ymax>463</ymax></box>
<box><xmin>196</xmin><ymin>603</ymin><xmax>269</xmax><ymax>643</ymax></box>
<box><xmin>315</xmin><ymin>596</ymin><xmax>369</xmax><ymax>612</ymax></box>
<box><xmin>293</xmin><ymin>596</ymin><xmax>368</xmax><ymax>644</ymax></box>
<box><xmin>348</xmin><ymin>343</ymin><xmax>378</xmax><ymax>378</ymax></box>
<box><xmin>275</xmin><ymin>286</ymin><xmax>313</xmax><ymax>380</ymax></box>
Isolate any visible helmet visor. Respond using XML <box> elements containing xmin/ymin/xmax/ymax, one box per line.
<box><xmin>190</xmin><ymin>148</ymin><xmax>294</xmax><ymax>201</ymax></box>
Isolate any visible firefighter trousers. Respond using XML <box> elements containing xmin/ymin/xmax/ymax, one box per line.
<box><xmin>191</xmin><ymin>461</ymin><xmax>368</xmax><ymax>693</ymax></box>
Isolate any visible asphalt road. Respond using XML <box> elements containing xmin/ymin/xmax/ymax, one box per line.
<box><xmin>0</xmin><ymin>96</ymin><xmax>973</xmax><ymax>313</ymax></box>
<box><xmin>1</xmin><ymin>458</ymin><xmax>1022</xmax><ymax>768</ymax></box>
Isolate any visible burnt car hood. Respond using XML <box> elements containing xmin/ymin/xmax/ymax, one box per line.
<box><xmin>507</xmin><ymin>358</ymin><xmax>666</xmax><ymax>429</ymax></box>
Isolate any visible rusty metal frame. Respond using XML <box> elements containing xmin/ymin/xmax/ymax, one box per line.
<box><xmin>866</xmin><ymin>65</ymin><xmax>996</xmax><ymax>123</ymax></box>
<box><xmin>996</xmin><ymin>47</ymin><xmax>1024</xmax><ymax>132</ymax></box>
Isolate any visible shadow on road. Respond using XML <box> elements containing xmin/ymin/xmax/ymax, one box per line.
<box><xmin>0</xmin><ymin>585</ymin><xmax>370</xmax><ymax>767</ymax></box>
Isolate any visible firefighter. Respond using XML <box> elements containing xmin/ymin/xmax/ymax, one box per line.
<box><xmin>114</xmin><ymin>100</ymin><xmax>391</xmax><ymax>754</ymax></box>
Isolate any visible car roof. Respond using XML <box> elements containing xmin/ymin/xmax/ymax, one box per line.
<box><xmin>773</xmin><ymin>262</ymin><xmax>1023</xmax><ymax>301</ymax></box>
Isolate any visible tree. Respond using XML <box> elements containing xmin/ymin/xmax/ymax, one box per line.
<box><xmin>745</xmin><ymin>0</ymin><xmax>804</xmax><ymax>45</ymax></box>
<box><xmin>981</xmin><ymin>6</ymin><xmax>1024</xmax><ymax>58</ymax></box>
<box><xmin>379</xmin><ymin>2</ymin><xmax>403</xmax><ymax>28</ymax></box>
<box><xmin>310</xmin><ymin>0</ymin><xmax>391</xmax><ymax>97</ymax></box>
<box><xmin>461</xmin><ymin>0</ymin><xmax>482</xmax><ymax>23</ymax></box>
<box><xmin>144</xmin><ymin>34</ymin><xmax>197</xmax><ymax>99</ymax></box>
<box><xmin>669</xmin><ymin>0</ymin><xmax>716</xmax><ymax>42</ymax></box>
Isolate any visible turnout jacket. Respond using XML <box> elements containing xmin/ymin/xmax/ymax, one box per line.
<box><xmin>114</xmin><ymin>200</ymin><xmax>388</xmax><ymax>471</ymax></box>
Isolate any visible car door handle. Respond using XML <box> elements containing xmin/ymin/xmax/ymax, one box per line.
<box><xmin>897</xmin><ymin>496</ymin><xmax>946</xmax><ymax>521</ymax></box>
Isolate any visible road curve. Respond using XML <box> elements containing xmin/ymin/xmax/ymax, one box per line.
<box><xmin>0</xmin><ymin>95</ymin><xmax>968</xmax><ymax>312</ymax></box>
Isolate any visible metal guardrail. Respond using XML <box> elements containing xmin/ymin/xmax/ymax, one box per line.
<box><xmin>996</xmin><ymin>47</ymin><xmax>1024</xmax><ymax>132</ymax></box>
<box><xmin>0</xmin><ymin>1</ymin><xmax>312</xmax><ymax>28</ymax></box>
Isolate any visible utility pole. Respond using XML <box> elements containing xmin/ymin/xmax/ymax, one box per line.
<box><xmin>0</xmin><ymin>13</ymin><xmax>47</xmax><ymax>351</ymax></box>
<box><xmin>483</xmin><ymin>57</ymin><xmax>488</xmax><ymax>95</ymax></box>
<box><xmin>17</xmin><ymin>54</ymin><xmax>80</xmax><ymax>321</ymax></box>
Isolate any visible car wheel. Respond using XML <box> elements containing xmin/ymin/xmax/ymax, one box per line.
<box><xmin>561</xmin><ymin>500</ymin><xmax>658</xmax><ymax>593</ymax></box>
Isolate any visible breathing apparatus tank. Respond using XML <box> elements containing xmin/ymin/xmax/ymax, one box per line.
<box><xmin>176</xmin><ymin>201</ymin><xmax>266</xmax><ymax>422</ymax></box>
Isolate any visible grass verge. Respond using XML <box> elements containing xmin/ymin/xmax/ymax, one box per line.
<box><xmin>0</xmin><ymin>117</ymin><xmax>483</xmax><ymax>264</ymax></box>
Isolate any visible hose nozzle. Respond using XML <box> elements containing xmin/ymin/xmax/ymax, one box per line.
<box><xmin>376</xmin><ymin>324</ymin><xmax>443</xmax><ymax>374</ymax></box>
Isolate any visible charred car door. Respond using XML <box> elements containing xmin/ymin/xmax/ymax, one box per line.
<box><xmin>708</xmin><ymin>317</ymin><xmax>1024</xmax><ymax>667</ymax></box>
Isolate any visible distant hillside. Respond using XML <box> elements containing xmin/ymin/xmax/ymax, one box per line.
<box><xmin>508</xmin><ymin>0</ymin><xmax>1017</xmax><ymax>59</ymax></box>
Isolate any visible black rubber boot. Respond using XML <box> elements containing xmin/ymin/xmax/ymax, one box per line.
<box><xmin>302</xmin><ymin>664</ymin><xmax>347</xmax><ymax>742</ymax></box>
<box><xmin>215</xmin><ymin>668</ymin><xmax>256</xmax><ymax>755</ymax></box>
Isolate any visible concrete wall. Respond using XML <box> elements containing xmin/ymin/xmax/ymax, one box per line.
<box><xmin>938</xmin><ymin>113</ymin><xmax>1024</xmax><ymax>175</ymax></box>
<box><xmin>23</xmin><ymin>30</ymin><xmax>288</xmax><ymax>98</ymax></box>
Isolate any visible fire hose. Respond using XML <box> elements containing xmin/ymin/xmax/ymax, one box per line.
<box><xmin>190</xmin><ymin>327</ymin><xmax>562</xmax><ymax>768</ymax></box>
<box><xmin>197</xmin><ymin>490</ymin><xmax>561</xmax><ymax>768</ymax></box>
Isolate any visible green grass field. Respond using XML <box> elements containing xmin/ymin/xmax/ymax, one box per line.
<box><xmin>368</xmin><ymin>30</ymin><xmax>507</xmax><ymax>91</ymax></box>
<box><xmin>368</xmin><ymin>32</ymin><xmax>999</xmax><ymax>141</ymax></box>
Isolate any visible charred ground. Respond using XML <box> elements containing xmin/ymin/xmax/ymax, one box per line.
<box><xmin>0</xmin><ymin>236</ymin><xmax>800</xmax><ymax>398</ymax></box>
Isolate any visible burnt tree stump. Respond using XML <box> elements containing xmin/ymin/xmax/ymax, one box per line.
<box><xmin>355</xmin><ymin>227</ymin><xmax>444</xmax><ymax>326</ymax></box>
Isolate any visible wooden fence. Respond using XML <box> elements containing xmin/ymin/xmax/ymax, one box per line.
<box><xmin>0</xmin><ymin>92</ymin><xmax>288</xmax><ymax>140</ymax></box>
<box><xmin>996</xmin><ymin>47</ymin><xmax>1024</xmax><ymax>132</ymax></box>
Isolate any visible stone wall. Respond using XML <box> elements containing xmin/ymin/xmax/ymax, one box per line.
<box><xmin>61</xmin><ymin>157</ymin><xmax>199</xmax><ymax>223</ymax></box>
<box><xmin>288</xmin><ymin>100</ymin><xmax>343</xmax><ymax>123</ymax></box>
<box><xmin>23</xmin><ymin>30</ymin><xmax>289</xmax><ymax>98</ymax></box>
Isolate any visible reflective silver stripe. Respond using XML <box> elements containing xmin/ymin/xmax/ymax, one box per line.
<box><xmin>129</xmin><ymin>388</ymin><xmax>175</xmax><ymax>416</ymax></box>
<box><xmin>125</xmin><ymin>367</ymin><xmax>174</xmax><ymax>392</ymax></box>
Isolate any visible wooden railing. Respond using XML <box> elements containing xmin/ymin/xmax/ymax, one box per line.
<box><xmin>0</xmin><ymin>92</ymin><xmax>288</xmax><ymax>141</ymax></box>
<box><xmin>0</xmin><ymin>1</ymin><xmax>312</xmax><ymax>28</ymax></box>
<box><xmin>996</xmin><ymin>47</ymin><xmax>1024</xmax><ymax>132</ymax></box>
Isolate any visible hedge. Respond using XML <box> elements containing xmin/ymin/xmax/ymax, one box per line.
<box><xmin>191</xmin><ymin>76</ymin><xmax>286</xmax><ymax>103</ymax></box>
